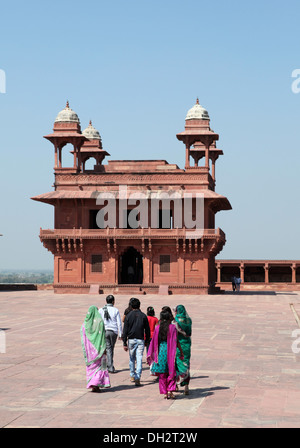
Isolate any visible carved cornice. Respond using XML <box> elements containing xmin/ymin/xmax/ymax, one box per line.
<box><xmin>40</xmin><ymin>227</ymin><xmax>226</xmax><ymax>240</ymax></box>
<box><xmin>53</xmin><ymin>282</ymin><xmax>210</xmax><ymax>289</ymax></box>
<box><xmin>54</xmin><ymin>172</ymin><xmax>212</xmax><ymax>186</ymax></box>
<box><xmin>40</xmin><ymin>232</ymin><xmax>225</xmax><ymax>256</ymax></box>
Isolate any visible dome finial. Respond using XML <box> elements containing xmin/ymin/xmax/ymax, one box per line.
<box><xmin>55</xmin><ymin>102</ymin><xmax>80</xmax><ymax>123</ymax></box>
<box><xmin>185</xmin><ymin>100</ymin><xmax>209</xmax><ymax>121</ymax></box>
<box><xmin>82</xmin><ymin>121</ymin><xmax>101</xmax><ymax>140</ymax></box>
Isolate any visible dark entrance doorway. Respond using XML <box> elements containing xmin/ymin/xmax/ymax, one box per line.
<box><xmin>120</xmin><ymin>247</ymin><xmax>143</xmax><ymax>284</ymax></box>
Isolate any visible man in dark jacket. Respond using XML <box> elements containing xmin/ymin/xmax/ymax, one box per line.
<box><xmin>123</xmin><ymin>298</ymin><xmax>150</xmax><ymax>386</ymax></box>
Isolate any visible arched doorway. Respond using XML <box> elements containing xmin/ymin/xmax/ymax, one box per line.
<box><xmin>120</xmin><ymin>247</ymin><xmax>143</xmax><ymax>284</ymax></box>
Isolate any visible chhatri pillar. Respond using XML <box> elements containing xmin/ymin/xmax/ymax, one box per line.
<box><xmin>177</xmin><ymin>99</ymin><xmax>218</xmax><ymax>171</ymax></box>
<box><xmin>176</xmin><ymin>99</ymin><xmax>224</xmax><ymax>192</ymax></box>
<box><xmin>44</xmin><ymin>101</ymin><xmax>87</xmax><ymax>174</ymax></box>
<box><xmin>79</xmin><ymin>120</ymin><xmax>110</xmax><ymax>172</ymax></box>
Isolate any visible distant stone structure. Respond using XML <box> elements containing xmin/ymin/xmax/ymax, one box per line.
<box><xmin>216</xmin><ymin>259</ymin><xmax>300</xmax><ymax>291</ymax></box>
<box><xmin>32</xmin><ymin>100</ymin><xmax>232</xmax><ymax>294</ymax></box>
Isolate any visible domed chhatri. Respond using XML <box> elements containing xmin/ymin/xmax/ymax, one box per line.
<box><xmin>185</xmin><ymin>98</ymin><xmax>210</xmax><ymax>121</ymax></box>
<box><xmin>55</xmin><ymin>101</ymin><xmax>80</xmax><ymax>123</ymax></box>
<box><xmin>82</xmin><ymin>120</ymin><xmax>101</xmax><ymax>141</ymax></box>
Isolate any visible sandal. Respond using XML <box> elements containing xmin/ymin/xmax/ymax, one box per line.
<box><xmin>168</xmin><ymin>392</ymin><xmax>176</xmax><ymax>400</ymax></box>
<box><xmin>91</xmin><ymin>386</ymin><xmax>101</xmax><ymax>393</ymax></box>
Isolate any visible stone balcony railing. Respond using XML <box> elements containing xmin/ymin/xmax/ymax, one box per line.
<box><xmin>40</xmin><ymin>227</ymin><xmax>225</xmax><ymax>241</ymax></box>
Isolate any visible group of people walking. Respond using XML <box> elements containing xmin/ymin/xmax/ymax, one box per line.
<box><xmin>80</xmin><ymin>295</ymin><xmax>192</xmax><ymax>399</ymax></box>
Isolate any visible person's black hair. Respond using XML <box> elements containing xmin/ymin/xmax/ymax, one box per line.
<box><xmin>147</xmin><ymin>306</ymin><xmax>155</xmax><ymax>317</ymax></box>
<box><xmin>124</xmin><ymin>306</ymin><xmax>132</xmax><ymax>316</ymax></box>
<box><xmin>158</xmin><ymin>310</ymin><xmax>172</xmax><ymax>345</ymax></box>
<box><xmin>161</xmin><ymin>306</ymin><xmax>174</xmax><ymax>320</ymax></box>
<box><xmin>130</xmin><ymin>298</ymin><xmax>140</xmax><ymax>309</ymax></box>
<box><xmin>124</xmin><ymin>298</ymin><xmax>134</xmax><ymax>316</ymax></box>
<box><xmin>106</xmin><ymin>295</ymin><xmax>115</xmax><ymax>304</ymax></box>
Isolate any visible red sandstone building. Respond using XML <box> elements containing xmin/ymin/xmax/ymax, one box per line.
<box><xmin>32</xmin><ymin>102</ymin><xmax>300</xmax><ymax>294</ymax></box>
<box><xmin>32</xmin><ymin>100</ymin><xmax>233</xmax><ymax>294</ymax></box>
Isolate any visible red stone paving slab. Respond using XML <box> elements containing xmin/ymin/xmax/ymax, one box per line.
<box><xmin>184</xmin><ymin>416</ymin><xmax>222</xmax><ymax>428</ymax></box>
<box><xmin>42</xmin><ymin>411</ymin><xmax>86</xmax><ymax>428</ymax></box>
<box><xmin>150</xmin><ymin>415</ymin><xmax>196</xmax><ymax>428</ymax></box>
<box><xmin>1</xmin><ymin>290</ymin><xmax>300</xmax><ymax>428</ymax></box>
<box><xmin>4</xmin><ymin>410</ymin><xmax>58</xmax><ymax>428</ymax></box>
<box><xmin>0</xmin><ymin>410</ymin><xmax>25</xmax><ymax>427</ymax></box>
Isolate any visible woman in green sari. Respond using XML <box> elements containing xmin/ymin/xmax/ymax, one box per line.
<box><xmin>81</xmin><ymin>305</ymin><xmax>111</xmax><ymax>392</ymax></box>
<box><xmin>174</xmin><ymin>304</ymin><xmax>192</xmax><ymax>395</ymax></box>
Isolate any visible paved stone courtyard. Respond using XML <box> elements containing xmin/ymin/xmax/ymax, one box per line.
<box><xmin>1</xmin><ymin>289</ymin><xmax>300</xmax><ymax>428</ymax></box>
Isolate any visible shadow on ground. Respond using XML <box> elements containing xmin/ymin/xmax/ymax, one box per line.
<box><xmin>175</xmin><ymin>386</ymin><xmax>230</xmax><ymax>400</ymax></box>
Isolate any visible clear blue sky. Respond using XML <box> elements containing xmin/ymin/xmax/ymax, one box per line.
<box><xmin>0</xmin><ymin>0</ymin><xmax>300</xmax><ymax>270</ymax></box>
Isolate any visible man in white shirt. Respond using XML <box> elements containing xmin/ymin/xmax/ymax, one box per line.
<box><xmin>99</xmin><ymin>295</ymin><xmax>122</xmax><ymax>373</ymax></box>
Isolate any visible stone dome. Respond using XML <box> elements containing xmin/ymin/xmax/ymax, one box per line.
<box><xmin>82</xmin><ymin>120</ymin><xmax>101</xmax><ymax>140</ymax></box>
<box><xmin>55</xmin><ymin>101</ymin><xmax>80</xmax><ymax>123</ymax></box>
<box><xmin>185</xmin><ymin>98</ymin><xmax>209</xmax><ymax>120</ymax></box>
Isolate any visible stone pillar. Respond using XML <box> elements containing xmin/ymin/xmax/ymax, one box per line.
<box><xmin>240</xmin><ymin>263</ymin><xmax>245</xmax><ymax>283</ymax></box>
<box><xmin>185</xmin><ymin>144</ymin><xmax>190</xmax><ymax>168</ymax></box>
<box><xmin>292</xmin><ymin>264</ymin><xmax>296</xmax><ymax>284</ymax></box>
<box><xmin>211</xmin><ymin>158</ymin><xmax>216</xmax><ymax>180</ymax></box>
<box><xmin>143</xmin><ymin>255</ymin><xmax>150</xmax><ymax>284</ymax></box>
<box><xmin>58</xmin><ymin>147</ymin><xmax>62</xmax><ymax>168</ymax></box>
<box><xmin>205</xmin><ymin>146</ymin><xmax>209</xmax><ymax>168</ymax></box>
<box><xmin>54</xmin><ymin>143</ymin><xmax>58</xmax><ymax>168</ymax></box>
<box><xmin>264</xmin><ymin>263</ymin><xmax>269</xmax><ymax>283</ymax></box>
<box><xmin>73</xmin><ymin>145</ymin><xmax>77</xmax><ymax>169</ymax></box>
<box><xmin>54</xmin><ymin>255</ymin><xmax>59</xmax><ymax>283</ymax></box>
<box><xmin>216</xmin><ymin>262</ymin><xmax>221</xmax><ymax>283</ymax></box>
<box><xmin>150</xmin><ymin>256</ymin><xmax>153</xmax><ymax>283</ymax></box>
<box><xmin>211</xmin><ymin>153</ymin><xmax>218</xmax><ymax>182</ymax></box>
<box><xmin>77</xmin><ymin>147</ymin><xmax>82</xmax><ymax>172</ymax></box>
<box><xmin>178</xmin><ymin>255</ymin><xmax>185</xmax><ymax>284</ymax></box>
<box><xmin>79</xmin><ymin>253</ymin><xmax>85</xmax><ymax>283</ymax></box>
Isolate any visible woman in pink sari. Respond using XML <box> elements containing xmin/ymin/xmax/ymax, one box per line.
<box><xmin>147</xmin><ymin>310</ymin><xmax>184</xmax><ymax>399</ymax></box>
<box><xmin>81</xmin><ymin>305</ymin><xmax>111</xmax><ymax>392</ymax></box>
